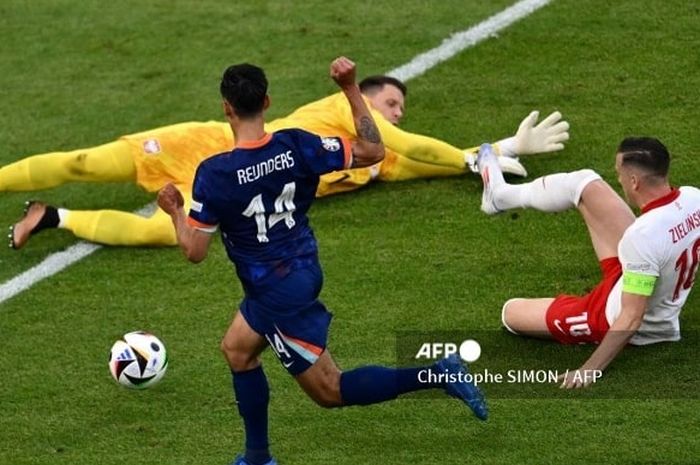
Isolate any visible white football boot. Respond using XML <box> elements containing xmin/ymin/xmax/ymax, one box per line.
<box><xmin>475</xmin><ymin>144</ymin><xmax>505</xmax><ymax>215</ymax></box>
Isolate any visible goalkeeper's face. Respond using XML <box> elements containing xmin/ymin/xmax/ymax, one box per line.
<box><xmin>367</xmin><ymin>84</ymin><xmax>405</xmax><ymax>125</ymax></box>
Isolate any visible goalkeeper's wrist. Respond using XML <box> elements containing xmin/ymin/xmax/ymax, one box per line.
<box><xmin>494</xmin><ymin>136</ymin><xmax>517</xmax><ymax>157</ymax></box>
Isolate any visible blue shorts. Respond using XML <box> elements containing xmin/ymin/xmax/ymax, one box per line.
<box><xmin>240</xmin><ymin>262</ymin><xmax>332</xmax><ymax>376</ymax></box>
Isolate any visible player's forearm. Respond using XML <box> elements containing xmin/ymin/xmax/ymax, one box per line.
<box><xmin>581</xmin><ymin>312</ymin><xmax>642</xmax><ymax>372</ymax></box>
<box><xmin>170</xmin><ymin>208</ymin><xmax>208</xmax><ymax>263</ymax></box>
<box><xmin>342</xmin><ymin>85</ymin><xmax>384</xmax><ymax>166</ymax></box>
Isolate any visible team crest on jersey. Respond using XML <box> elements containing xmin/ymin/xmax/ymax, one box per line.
<box><xmin>143</xmin><ymin>139</ymin><xmax>162</xmax><ymax>155</ymax></box>
<box><xmin>321</xmin><ymin>137</ymin><xmax>341</xmax><ymax>152</ymax></box>
<box><xmin>190</xmin><ymin>200</ymin><xmax>203</xmax><ymax>213</ymax></box>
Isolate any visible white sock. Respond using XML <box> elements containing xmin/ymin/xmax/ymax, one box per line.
<box><xmin>57</xmin><ymin>208</ymin><xmax>70</xmax><ymax>229</ymax></box>
<box><xmin>493</xmin><ymin>169</ymin><xmax>601</xmax><ymax>212</ymax></box>
<box><xmin>495</xmin><ymin>136</ymin><xmax>517</xmax><ymax>158</ymax></box>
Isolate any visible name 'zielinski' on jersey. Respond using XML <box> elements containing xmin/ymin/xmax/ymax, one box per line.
<box><xmin>669</xmin><ymin>207</ymin><xmax>700</xmax><ymax>244</ymax></box>
<box><xmin>236</xmin><ymin>150</ymin><xmax>296</xmax><ymax>185</ymax></box>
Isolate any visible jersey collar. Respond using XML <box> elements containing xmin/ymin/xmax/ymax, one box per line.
<box><xmin>641</xmin><ymin>187</ymin><xmax>680</xmax><ymax>214</ymax></box>
<box><xmin>236</xmin><ymin>132</ymin><xmax>272</xmax><ymax>149</ymax></box>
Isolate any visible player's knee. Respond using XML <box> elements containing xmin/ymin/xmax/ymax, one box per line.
<box><xmin>571</xmin><ymin>169</ymin><xmax>603</xmax><ymax>205</ymax></box>
<box><xmin>220</xmin><ymin>339</ymin><xmax>258</xmax><ymax>372</ymax></box>
<box><xmin>306</xmin><ymin>372</ymin><xmax>342</xmax><ymax>408</ymax></box>
<box><xmin>310</xmin><ymin>390</ymin><xmax>342</xmax><ymax>408</ymax></box>
<box><xmin>310</xmin><ymin>392</ymin><xmax>342</xmax><ymax>408</ymax></box>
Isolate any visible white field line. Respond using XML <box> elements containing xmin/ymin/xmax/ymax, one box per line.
<box><xmin>388</xmin><ymin>0</ymin><xmax>553</xmax><ymax>81</ymax></box>
<box><xmin>0</xmin><ymin>0</ymin><xmax>553</xmax><ymax>305</ymax></box>
<box><xmin>0</xmin><ymin>204</ymin><xmax>154</xmax><ymax>304</ymax></box>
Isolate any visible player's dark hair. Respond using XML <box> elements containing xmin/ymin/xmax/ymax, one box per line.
<box><xmin>220</xmin><ymin>63</ymin><xmax>268</xmax><ymax>118</ymax></box>
<box><xmin>359</xmin><ymin>75</ymin><xmax>407</xmax><ymax>97</ymax></box>
<box><xmin>617</xmin><ymin>137</ymin><xmax>670</xmax><ymax>180</ymax></box>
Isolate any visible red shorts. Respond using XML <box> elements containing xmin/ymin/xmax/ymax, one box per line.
<box><xmin>545</xmin><ymin>257</ymin><xmax>622</xmax><ymax>344</ymax></box>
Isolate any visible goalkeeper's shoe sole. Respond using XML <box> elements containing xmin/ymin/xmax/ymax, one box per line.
<box><xmin>476</xmin><ymin>144</ymin><xmax>503</xmax><ymax>216</ymax></box>
<box><xmin>436</xmin><ymin>354</ymin><xmax>488</xmax><ymax>421</ymax></box>
<box><xmin>9</xmin><ymin>200</ymin><xmax>47</xmax><ymax>250</ymax></box>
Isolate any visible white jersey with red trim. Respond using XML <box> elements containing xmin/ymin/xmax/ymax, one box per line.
<box><xmin>605</xmin><ymin>186</ymin><xmax>700</xmax><ymax>345</ymax></box>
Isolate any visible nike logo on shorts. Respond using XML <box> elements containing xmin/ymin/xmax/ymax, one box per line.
<box><xmin>553</xmin><ymin>319</ymin><xmax>566</xmax><ymax>334</ymax></box>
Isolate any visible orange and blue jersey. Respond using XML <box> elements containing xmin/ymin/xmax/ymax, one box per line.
<box><xmin>187</xmin><ymin>128</ymin><xmax>351</xmax><ymax>293</ymax></box>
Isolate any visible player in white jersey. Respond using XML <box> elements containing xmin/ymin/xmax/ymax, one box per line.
<box><xmin>475</xmin><ymin>136</ymin><xmax>700</xmax><ymax>388</ymax></box>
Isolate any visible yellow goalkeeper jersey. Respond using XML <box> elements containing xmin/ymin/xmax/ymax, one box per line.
<box><xmin>269</xmin><ymin>92</ymin><xmax>467</xmax><ymax>195</ymax></box>
<box><xmin>122</xmin><ymin>121</ymin><xmax>233</xmax><ymax>192</ymax></box>
<box><xmin>124</xmin><ymin>92</ymin><xmax>466</xmax><ymax>194</ymax></box>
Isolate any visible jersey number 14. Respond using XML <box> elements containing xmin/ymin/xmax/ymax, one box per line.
<box><xmin>242</xmin><ymin>182</ymin><xmax>297</xmax><ymax>243</ymax></box>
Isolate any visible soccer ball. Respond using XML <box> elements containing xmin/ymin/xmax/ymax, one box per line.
<box><xmin>109</xmin><ymin>331</ymin><xmax>168</xmax><ymax>389</ymax></box>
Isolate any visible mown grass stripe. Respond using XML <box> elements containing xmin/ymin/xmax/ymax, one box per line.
<box><xmin>0</xmin><ymin>0</ymin><xmax>554</xmax><ymax>305</ymax></box>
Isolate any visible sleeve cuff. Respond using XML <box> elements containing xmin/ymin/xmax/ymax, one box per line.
<box><xmin>187</xmin><ymin>216</ymin><xmax>218</xmax><ymax>233</ymax></box>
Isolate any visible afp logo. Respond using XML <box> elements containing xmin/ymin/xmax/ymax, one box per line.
<box><xmin>415</xmin><ymin>340</ymin><xmax>481</xmax><ymax>363</ymax></box>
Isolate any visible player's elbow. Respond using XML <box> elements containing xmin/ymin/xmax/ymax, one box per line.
<box><xmin>617</xmin><ymin>294</ymin><xmax>648</xmax><ymax>332</ymax></box>
<box><xmin>179</xmin><ymin>230</ymin><xmax>211</xmax><ymax>263</ymax></box>
<box><xmin>369</xmin><ymin>143</ymin><xmax>385</xmax><ymax>164</ymax></box>
<box><xmin>615</xmin><ymin>310</ymin><xmax>644</xmax><ymax>333</ymax></box>
<box><xmin>352</xmin><ymin>143</ymin><xmax>385</xmax><ymax>168</ymax></box>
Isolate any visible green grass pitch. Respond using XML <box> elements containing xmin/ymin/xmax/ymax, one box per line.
<box><xmin>0</xmin><ymin>1</ymin><xmax>698</xmax><ymax>464</ymax></box>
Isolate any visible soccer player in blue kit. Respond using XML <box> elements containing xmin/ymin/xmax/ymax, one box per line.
<box><xmin>157</xmin><ymin>56</ymin><xmax>487</xmax><ymax>465</ymax></box>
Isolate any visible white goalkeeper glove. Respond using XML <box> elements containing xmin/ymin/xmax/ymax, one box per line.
<box><xmin>497</xmin><ymin>110</ymin><xmax>570</xmax><ymax>157</ymax></box>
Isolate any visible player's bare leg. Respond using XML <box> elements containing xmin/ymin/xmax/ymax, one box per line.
<box><xmin>501</xmin><ymin>298</ymin><xmax>555</xmax><ymax>338</ymax></box>
<box><xmin>221</xmin><ymin>310</ymin><xmax>269</xmax><ymax>371</ymax></box>
<box><xmin>476</xmin><ymin>143</ymin><xmax>635</xmax><ymax>335</ymax></box>
<box><xmin>295</xmin><ymin>349</ymin><xmax>488</xmax><ymax>419</ymax></box>
<box><xmin>221</xmin><ymin>311</ymin><xmax>275</xmax><ymax>465</ymax></box>
<box><xmin>295</xmin><ymin>350</ymin><xmax>343</xmax><ymax>407</ymax></box>
<box><xmin>577</xmin><ymin>180</ymin><xmax>635</xmax><ymax>260</ymax></box>
<box><xmin>499</xmin><ymin>184</ymin><xmax>634</xmax><ymax>335</ymax></box>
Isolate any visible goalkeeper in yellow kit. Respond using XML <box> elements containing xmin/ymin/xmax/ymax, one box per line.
<box><xmin>4</xmin><ymin>75</ymin><xmax>569</xmax><ymax>249</ymax></box>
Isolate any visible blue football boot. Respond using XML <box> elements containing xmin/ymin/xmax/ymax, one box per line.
<box><xmin>435</xmin><ymin>354</ymin><xmax>488</xmax><ymax>420</ymax></box>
